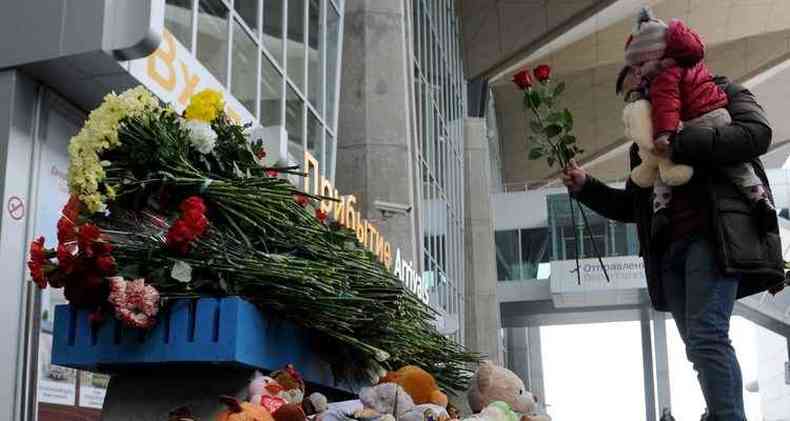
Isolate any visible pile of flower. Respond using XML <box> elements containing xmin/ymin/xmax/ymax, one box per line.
<box><xmin>27</xmin><ymin>87</ymin><xmax>478</xmax><ymax>391</ymax></box>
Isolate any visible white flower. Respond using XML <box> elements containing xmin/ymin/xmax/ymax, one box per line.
<box><xmin>185</xmin><ymin>120</ymin><xmax>217</xmax><ymax>154</ymax></box>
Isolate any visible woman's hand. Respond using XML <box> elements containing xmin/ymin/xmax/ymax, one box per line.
<box><xmin>562</xmin><ymin>160</ymin><xmax>588</xmax><ymax>193</ymax></box>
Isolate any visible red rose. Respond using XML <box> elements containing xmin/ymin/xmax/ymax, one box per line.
<box><xmin>179</xmin><ymin>196</ymin><xmax>207</xmax><ymax>215</ymax></box>
<box><xmin>512</xmin><ymin>68</ymin><xmax>534</xmax><ymax>90</ymax></box>
<box><xmin>95</xmin><ymin>255</ymin><xmax>116</xmax><ymax>275</ymax></box>
<box><xmin>294</xmin><ymin>194</ymin><xmax>310</xmax><ymax>208</ymax></box>
<box><xmin>534</xmin><ymin>64</ymin><xmax>551</xmax><ymax>82</ymax></box>
<box><xmin>315</xmin><ymin>209</ymin><xmax>328</xmax><ymax>223</ymax></box>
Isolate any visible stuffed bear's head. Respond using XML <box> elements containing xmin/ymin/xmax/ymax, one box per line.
<box><xmin>467</xmin><ymin>361</ymin><xmax>536</xmax><ymax>415</ymax></box>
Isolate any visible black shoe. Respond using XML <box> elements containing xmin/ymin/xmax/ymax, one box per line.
<box><xmin>755</xmin><ymin>198</ymin><xmax>778</xmax><ymax>234</ymax></box>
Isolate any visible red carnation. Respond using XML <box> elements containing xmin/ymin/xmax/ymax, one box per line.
<box><xmin>179</xmin><ymin>196</ymin><xmax>207</xmax><ymax>215</ymax></box>
<box><xmin>27</xmin><ymin>237</ymin><xmax>48</xmax><ymax>289</ymax></box>
<box><xmin>534</xmin><ymin>64</ymin><xmax>551</xmax><ymax>82</ymax></box>
<box><xmin>266</xmin><ymin>170</ymin><xmax>279</xmax><ymax>178</ymax></box>
<box><xmin>78</xmin><ymin>224</ymin><xmax>101</xmax><ymax>256</ymax></box>
<box><xmin>255</xmin><ymin>148</ymin><xmax>267</xmax><ymax>160</ymax></box>
<box><xmin>294</xmin><ymin>194</ymin><xmax>310</xmax><ymax>208</ymax></box>
<box><xmin>512</xmin><ymin>68</ymin><xmax>534</xmax><ymax>90</ymax></box>
<box><xmin>95</xmin><ymin>255</ymin><xmax>117</xmax><ymax>275</ymax></box>
<box><xmin>57</xmin><ymin>243</ymin><xmax>76</xmax><ymax>274</ymax></box>
<box><xmin>315</xmin><ymin>208</ymin><xmax>328</xmax><ymax>223</ymax></box>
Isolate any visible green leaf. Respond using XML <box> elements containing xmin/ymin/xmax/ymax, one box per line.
<box><xmin>563</xmin><ymin>108</ymin><xmax>574</xmax><ymax>131</ymax></box>
<box><xmin>546</xmin><ymin>112</ymin><xmax>563</xmax><ymax>123</ymax></box>
<box><xmin>528</xmin><ymin>90</ymin><xmax>542</xmax><ymax>109</ymax></box>
<box><xmin>528</xmin><ymin>148</ymin><xmax>545</xmax><ymax>160</ymax></box>
<box><xmin>544</xmin><ymin>124</ymin><xmax>562</xmax><ymax>138</ymax></box>
<box><xmin>560</xmin><ymin>135</ymin><xmax>576</xmax><ymax>145</ymax></box>
<box><xmin>529</xmin><ymin>121</ymin><xmax>543</xmax><ymax>133</ymax></box>
<box><xmin>554</xmin><ymin>81</ymin><xmax>566</xmax><ymax>97</ymax></box>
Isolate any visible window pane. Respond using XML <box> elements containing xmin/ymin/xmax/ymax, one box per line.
<box><xmin>197</xmin><ymin>0</ymin><xmax>229</xmax><ymax>84</ymax></box>
<box><xmin>235</xmin><ymin>0</ymin><xmax>259</xmax><ymax>32</ymax></box>
<box><xmin>260</xmin><ymin>53</ymin><xmax>283</xmax><ymax>127</ymax></box>
<box><xmin>521</xmin><ymin>228</ymin><xmax>550</xmax><ymax>279</ymax></box>
<box><xmin>231</xmin><ymin>19</ymin><xmax>258</xmax><ymax>115</ymax></box>
<box><xmin>263</xmin><ymin>0</ymin><xmax>284</xmax><ymax>65</ymax></box>
<box><xmin>325</xmin><ymin>5</ymin><xmax>340</xmax><ymax>129</ymax></box>
<box><xmin>307</xmin><ymin>0</ymin><xmax>322</xmax><ymax>112</ymax></box>
<box><xmin>286</xmin><ymin>85</ymin><xmax>304</xmax><ymax>167</ymax></box>
<box><xmin>165</xmin><ymin>0</ymin><xmax>193</xmax><ymax>50</ymax></box>
<box><xmin>307</xmin><ymin>111</ymin><xmax>321</xmax><ymax>165</ymax></box>
<box><xmin>325</xmin><ymin>130</ymin><xmax>334</xmax><ymax>180</ymax></box>
<box><xmin>287</xmin><ymin>0</ymin><xmax>306</xmax><ymax>91</ymax></box>
<box><xmin>495</xmin><ymin>230</ymin><xmax>520</xmax><ymax>281</ymax></box>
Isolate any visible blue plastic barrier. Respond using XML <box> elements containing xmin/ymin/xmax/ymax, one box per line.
<box><xmin>52</xmin><ymin>296</ymin><xmax>361</xmax><ymax>394</ymax></box>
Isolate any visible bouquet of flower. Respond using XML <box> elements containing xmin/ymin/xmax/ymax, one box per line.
<box><xmin>513</xmin><ymin>65</ymin><xmax>609</xmax><ymax>283</ymax></box>
<box><xmin>27</xmin><ymin>87</ymin><xmax>478</xmax><ymax>390</ymax></box>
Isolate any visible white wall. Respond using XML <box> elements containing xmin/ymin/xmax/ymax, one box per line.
<box><xmin>755</xmin><ymin>328</ymin><xmax>790</xmax><ymax>421</ymax></box>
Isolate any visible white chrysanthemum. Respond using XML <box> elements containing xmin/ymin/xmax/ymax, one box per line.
<box><xmin>185</xmin><ymin>120</ymin><xmax>217</xmax><ymax>154</ymax></box>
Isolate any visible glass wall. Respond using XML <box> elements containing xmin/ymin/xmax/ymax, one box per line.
<box><xmin>495</xmin><ymin>192</ymin><xmax>638</xmax><ymax>282</ymax></box>
<box><xmin>164</xmin><ymin>0</ymin><xmax>344</xmax><ymax>180</ymax></box>
<box><xmin>409</xmin><ymin>0</ymin><xmax>466</xmax><ymax>342</ymax></box>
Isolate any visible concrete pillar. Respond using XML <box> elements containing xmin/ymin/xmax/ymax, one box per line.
<box><xmin>506</xmin><ymin>328</ymin><xmax>530</xmax><ymax>386</ymax></box>
<box><xmin>653</xmin><ymin>311</ymin><xmax>672</xmax><ymax>414</ymax></box>
<box><xmin>526</xmin><ymin>327</ymin><xmax>546</xmax><ymax>405</ymax></box>
<box><xmin>641</xmin><ymin>309</ymin><xmax>657</xmax><ymax>421</ymax></box>
<box><xmin>335</xmin><ymin>0</ymin><xmax>417</xmax><ymax>263</ymax></box>
<box><xmin>463</xmin><ymin>117</ymin><xmax>502</xmax><ymax>363</ymax></box>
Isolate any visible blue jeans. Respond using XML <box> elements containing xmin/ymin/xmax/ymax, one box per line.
<box><xmin>661</xmin><ymin>236</ymin><xmax>745</xmax><ymax>421</ymax></box>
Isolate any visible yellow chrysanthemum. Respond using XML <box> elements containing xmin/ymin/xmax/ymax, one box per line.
<box><xmin>67</xmin><ymin>86</ymin><xmax>159</xmax><ymax>213</ymax></box>
<box><xmin>184</xmin><ymin>89</ymin><xmax>224</xmax><ymax>123</ymax></box>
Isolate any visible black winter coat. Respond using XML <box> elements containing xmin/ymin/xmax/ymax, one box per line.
<box><xmin>574</xmin><ymin>77</ymin><xmax>785</xmax><ymax>311</ymax></box>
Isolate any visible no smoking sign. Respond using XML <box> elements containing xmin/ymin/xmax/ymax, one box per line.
<box><xmin>7</xmin><ymin>196</ymin><xmax>25</xmax><ymax>221</ymax></box>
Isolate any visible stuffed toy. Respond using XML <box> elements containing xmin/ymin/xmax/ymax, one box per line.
<box><xmin>623</xmin><ymin>97</ymin><xmax>693</xmax><ymax>188</ymax></box>
<box><xmin>249</xmin><ymin>372</ymin><xmax>288</xmax><ymax>414</ymax></box>
<box><xmin>461</xmin><ymin>401</ymin><xmax>519</xmax><ymax>421</ymax></box>
<box><xmin>400</xmin><ymin>404</ymin><xmax>450</xmax><ymax>421</ymax></box>
<box><xmin>467</xmin><ymin>361</ymin><xmax>536</xmax><ymax>415</ymax></box>
<box><xmin>273</xmin><ymin>404</ymin><xmax>308</xmax><ymax>421</ymax></box>
<box><xmin>357</xmin><ymin>382</ymin><xmax>416</xmax><ymax>419</ymax></box>
<box><xmin>272</xmin><ymin>364</ymin><xmax>306</xmax><ymax>404</ymax></box>
<box><xmin>217</xmin><ymin>396</ymin><xmax>275</xmax><ymax>421</ymax></box>
<box><xmin>379</xmin><ymin>366</ymin><xmax>448</xmax><ymax>408</ymax></box>
<box><xmin>303</xmin><ymin>392</ymin><xmax>329</xmax><ymax>417</ymax></box>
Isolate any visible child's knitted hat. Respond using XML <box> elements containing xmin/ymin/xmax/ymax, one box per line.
<box><xmin>625</xmin><ymin>7</ymin><xmax>668</xmax><ymax>66</ymax></box>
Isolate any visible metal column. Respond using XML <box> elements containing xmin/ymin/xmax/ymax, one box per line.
<box><xmin>526</xmin><ymin>327</ymin><xmax>546</xmax><ymax>405</ymax></box>
<box><xmin>653</xmin><ymin>311</ymin><xmax>672</xmax><ymax>413</ymax></box>
<box><xmin>641</xmin><ymin>308</ymin><xmax>657</xmax><ymax>421</ymax></box>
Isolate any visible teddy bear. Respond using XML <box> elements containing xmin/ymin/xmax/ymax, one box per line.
<box><xmin>303</xmin><ymin>392</ymin><xmax>329</xmax><ymax>417</ymax></box>
<box><xmin>379</xmin><ymin>366</ymin><xmax>448</xmax><ymax>408</ymax></box>
<box><xmin>623</xmin><ymin>95</ymin><xmax>693</xmax><ymax>188</ymax></box>
<box><xmin>356</xmin><ymin>382</ymin><xmax>416</xmax><ymax>419</ymax></box>
<box><xmin>217</xmin><ymin>395</ymin><xmax>275</xmax><ymax>421</ymax></box>
<box><xmin>249</xmin><ymin>372</ymin><xmax>288</xmax><ymax>414</ymax></box>
<box><xmin>461</xmin><ymin>401</ymin><xmax>519</xmax><ymax>421</ymax></box>
<box><xmin>467</xmin><ymin>361</ymin><xmax>536</xmax><ymax>415</ymax></box>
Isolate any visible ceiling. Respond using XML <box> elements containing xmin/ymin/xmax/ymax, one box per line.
<box><xmin>475</xmin><ymin>0</ymin><xmax>790</xmax><ymax>188</ymax></box>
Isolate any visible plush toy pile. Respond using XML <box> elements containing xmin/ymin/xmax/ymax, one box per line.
<box><xmin>203</xmin><ymin>362</ymin><xmax>551</xmax><ymax>421</ymax></box>
<box><xmin>26</xmin><ymin>87</ymin><xmax>478</xmax><ymax>389</ymax></box>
